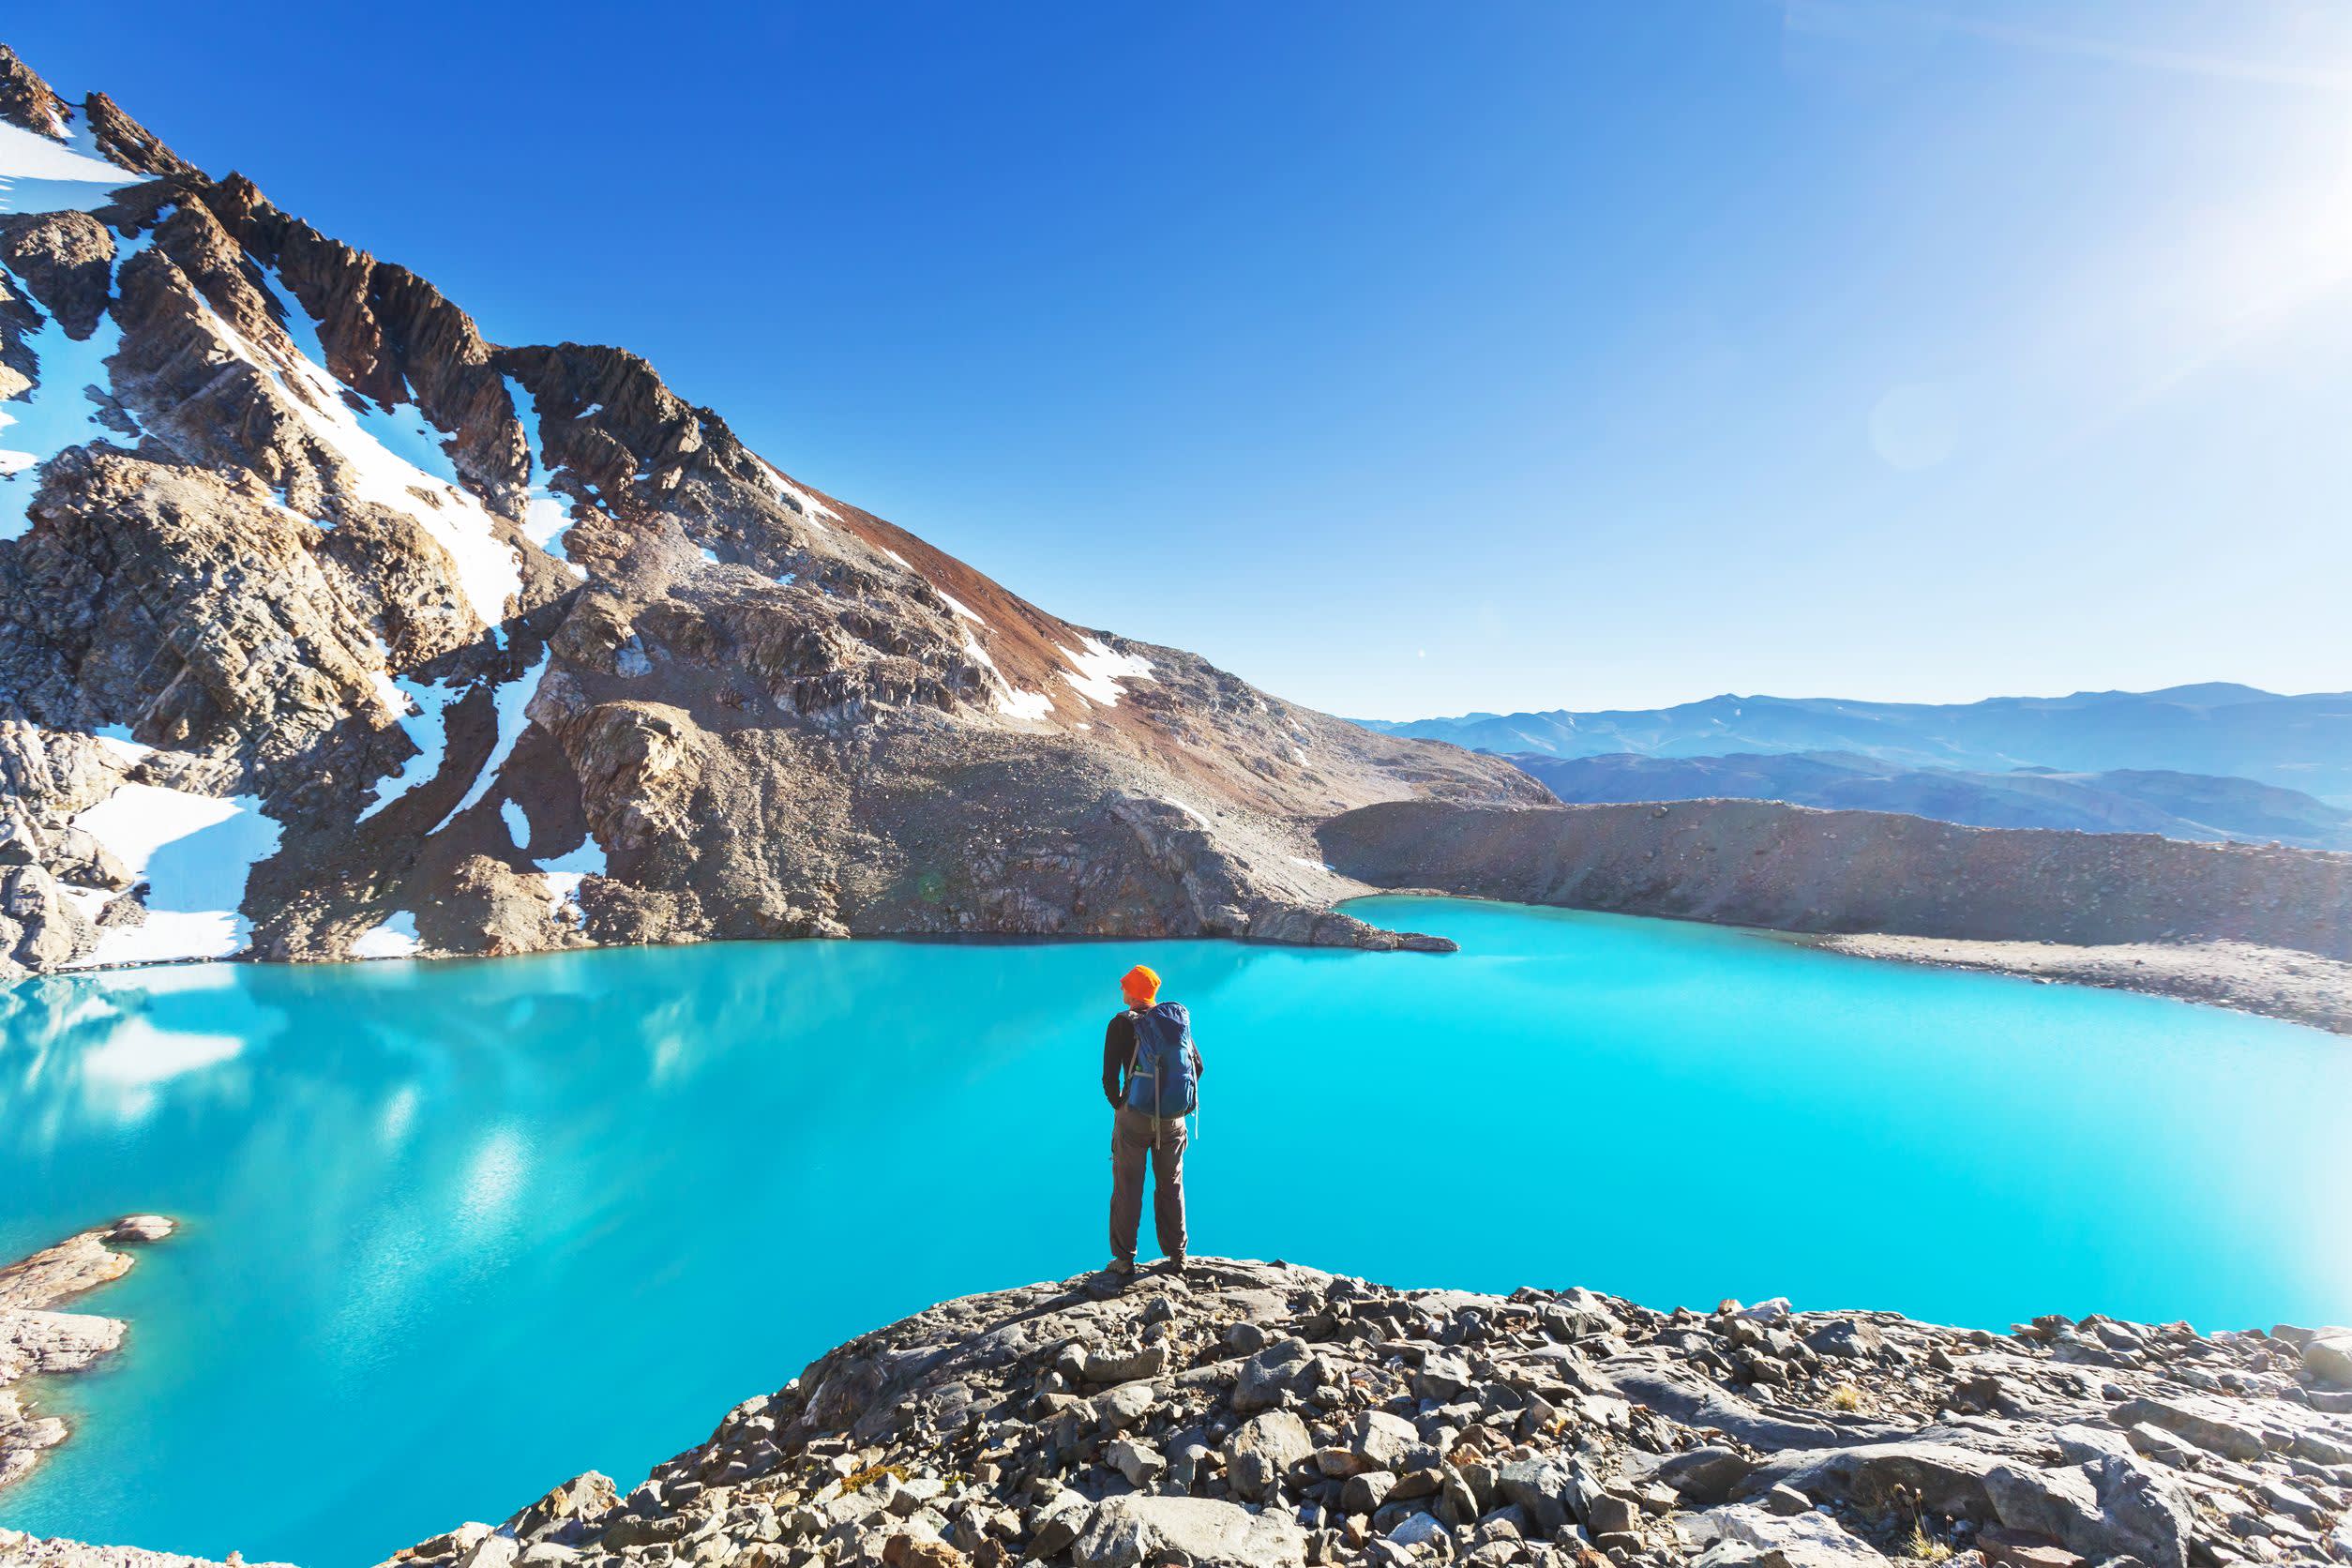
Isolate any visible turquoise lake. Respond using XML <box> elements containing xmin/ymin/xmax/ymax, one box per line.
<box><xmin>3</xmin><ymin>895</ymin><xmax>2348</xmax><ymax>1564</ymax></box>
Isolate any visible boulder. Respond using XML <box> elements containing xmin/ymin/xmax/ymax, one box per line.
<box><xmin>2302</xmin><ymin>1331</ymin><xmax>2352</xmax><ymax>1388</ymax></box>
<box><xmin>1108</xmin><ymin>1438</ymin><xmax>1167</xmax><ymax>1490</ymax></box>
<box><xmin>1412</xmin><ymin>1351</ymin><xmax>1471</xmax><ymax>1403</ymax></box>
<box><xmin>1092</xmin><ymin>1380</ymin><xmax>1157</xmax><ymax>1434</ymax></box>
<box><xmin>1227</xmin><ymin>1410</ymin><xmax>1313</xmax><ymax>1501</ymax></box>
<box><xmin>1083</xmin><ymin>1346</ymin><xmax>1168</xmax><ymax>1385</ymax></box>
<box><xmin>506</xmin><ymin>1471</ymin><xmax>618</xmax><ymax>1541</ymax></box>
<box><xmin>1686</xmin><ymin>1504</ymin><xmax>1890</xmax><ymax>1568</ymax></box>
<box><xmin>1232</xmin><ymin>1340</ymin><xmax>1322</xmax><ymax>1414</ymax></box>
<box><xmin>2105</xmin><ymin>1394</ymin><xmax>2267</xmax><ymax>1461</ymax></box>
<box><xmin>1652</xmin><ymin>1446</ymin><xmax>1755</xmax><ymax>1505</ymax></box>
<box><xmin>1386</xmin><ymin>1514</ymin><xmax>1447</xmax><ymax>1552</ymax></box>
<box><xmin>1347</xmin><ymin>1410</ymin><xmax>1418</xmax><ymax>1475</ymax></box>
<box><xmin>1341</xmin><ymin>1471</ymin><xmax>1395</xmax><ymax>1517</ymax></box>
<box><xmin>1072</xmin><ymin>1496</ymin><xmax>1307</xmax><ymax>1568</ymax></box>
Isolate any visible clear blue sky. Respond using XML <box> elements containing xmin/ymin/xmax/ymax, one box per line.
<box><xmin>13</xmin><ymin>2</ymin><xmax>2351</xmax><ymax>718</ymax></box>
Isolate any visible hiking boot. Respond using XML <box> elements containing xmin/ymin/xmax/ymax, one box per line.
<box><xmin>1161</xmin><ymin>1255</ymin><xmax>1187</xmax><ymax>1278</ymax></box>
<box><xmin>1105</xmin><ymin>1257</ymin><xmax>1136</xmax><ymax>1276</ymax></box>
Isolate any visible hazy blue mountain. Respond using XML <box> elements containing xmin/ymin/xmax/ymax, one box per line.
<box><xmin>1357</xmin><ymin>686</ymin><xmax>2352</xmax><ymax>803</ymax></box>
<box><xmin>1503</xmin><ymin>750</ymin><xmax>2352</xmax><ymax>850</ymax></box>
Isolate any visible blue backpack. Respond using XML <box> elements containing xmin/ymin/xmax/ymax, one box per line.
<box><xmin>1123</xmin><ymin>1001</ymin><xmax>1199</xmax><ymax>1118</ymax></box>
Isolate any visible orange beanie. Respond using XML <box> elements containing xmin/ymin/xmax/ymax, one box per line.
<box><xmin>1121</xmin><ymin>964</ymin><xmax>1160</xmax><ymax>1006</ymax></box>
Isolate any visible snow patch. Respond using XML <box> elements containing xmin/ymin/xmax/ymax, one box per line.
<box><xmin>430</xmin><ymin>644</ymin><xmax>550</xmax><ymax>834</ymax></box>
<box><xmin>0</xmin><ymin>117</ymin><xmax>137</xmax><ymax>216</ymax></box>
<box><xmin>350</xmin><ymin>912</ymin><xmax>421</xmax><ymax>959</ymax></box>
<box><xmin>68</xmin><ymin>780</ymin><xmax>281</xmax><ymax>967</ymax></box>
<box><xmin>1288</xmin><ymin>855</ymin><xmax>1335</xmax><ymax>873</ymax></box>
<box><xmin>535</xmin><ymin>830</ymin><xmax>607</xmax><ymax>927</ymax></box>
<box><xmin>1161</xmin><ymin>797</ymin><xmax>1213</xmax><ymax>829</ymax></box>
<box><xmin>59</xmin><ymin>884</ymin><xmax>113</xmax><ymax>920</ymax></box>
<box><xmin>1059</xmin><ymin>636</ymin><xmax>1154</xmax><ymax>707</ymax></box>
<box><xmin>92</xmin><ymin>725</ymin><xmax>153</xmax><ymax>765</ymax></box>
<box><xmin>994</xmin><ymin>687</ymin><xmax>1054</xmax><ymax>721</ymax></box>
<box><xmin>358</xmin><ymin>676</ymin><xmax>460</xmax><ymax>822</ymax></box>
<box><xmin>751</xmin><ymin>457</ymin><xmax>835</xmax><ymax>530</ymax></box>
<box><xmin>880</xmin><ymin>546</ymin><xmax>912</xmax><ymax>569</ymax></box>
<box><xmin>938</xmin><ymin>591</ymin><xmax>988</xmax><ymax>626</ymax></box>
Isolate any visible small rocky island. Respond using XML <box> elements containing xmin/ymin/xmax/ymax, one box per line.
<box><xmin>6</xmin><ymin>1255</ymin><xmax>2352</xmax><ymax>1566</ymax></box>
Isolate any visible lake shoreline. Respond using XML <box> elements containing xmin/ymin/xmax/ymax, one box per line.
<box><xmin>1806</xmin><ymin>932</ymin><xmax>2352</xmax><ymax>1036</ymax></box>
<box><xmin>1319</xmin><ymin>799</ymin><xmax>2352</xmax><ymax>1037</ymax></box>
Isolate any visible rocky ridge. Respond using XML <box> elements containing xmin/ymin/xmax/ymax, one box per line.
<box><xmin>1316</xmin><ymin>801</ymin><xmax>2352</xmax><ymax>1033</ymax></box>
<box><xmin>0</xmin><ymin>43</ymin><xmax>1544</xmax><ymax>982</ymax></box>
<box><xmin>341</xmin><ymin>1258</ymin><xmax>2352</xmax><ymax>1568</ymax></box>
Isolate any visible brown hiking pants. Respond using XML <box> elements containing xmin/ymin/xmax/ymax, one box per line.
<box><xmin>1108</xmin><ymin>1105</ymin><xmax>1188</xmax><ymax>1264</ymax></box>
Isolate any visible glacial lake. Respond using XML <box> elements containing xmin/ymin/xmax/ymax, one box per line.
<box><xmin>3</xmin><ymin>895</ymin><xmax>2348</xmax><ymax>1564</ymax></box>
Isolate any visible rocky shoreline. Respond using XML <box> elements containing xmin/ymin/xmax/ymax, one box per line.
<box><xmin>1805</xmin><ymin>935</ymin><xmax>2352</xmax><ymax>1036</ymax></box>
<box><xmin>7</xmin><ymin>1255</ymin><xmax>2352</xmax><ymax>1567</ymax></box>
<box><xmin>1319</xmin><ymin>801</ymin><xmax>2352</xmax><ymax>1035</ymax></box>
<box><xmin>0</xmin><ymin>1214</ymin><xmax>173</xmax><ymax>1492</ymax></box>
<box><xmin>362</xmin><ymin>1259</ymin><xmax>2348</xmax><ymax>1568</ymax></box>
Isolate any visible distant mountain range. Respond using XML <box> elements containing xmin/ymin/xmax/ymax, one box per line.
<box><xmin>1357</xmin><ymin>685</ymin><xmax>2352</xmax><ymax>805</ymax></box>
<box><xmin>1502</xmin><ymin>750</ymin><xmax>2352</xmax><ymax>851</ymax></box>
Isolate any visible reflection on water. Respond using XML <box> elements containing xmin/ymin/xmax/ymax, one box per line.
<box><xmin>2</xmin><ymin>902</ymin><xmax>2348</xmax><ymax>1566</ymax></box>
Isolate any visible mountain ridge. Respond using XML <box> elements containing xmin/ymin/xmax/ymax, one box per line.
<box><xmin>1502</xmin><ymin>750</ymin><xmax>2352</xmax><ymax>852</ymax></box>
<box><xmin>0</xmin><ymin>44</ymin><xmax>1544</xmax><ymax>981</ymax></box>
<box><xmin>1356</xmin><ymin>685</ymin><xmax>2352</xmax><ymax>801</ymax></box>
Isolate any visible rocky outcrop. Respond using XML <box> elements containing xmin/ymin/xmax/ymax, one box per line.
<box><xmin>0</xmin><ymin>1537</ymin><xmax>289</xmax><ymax>1568</ymax></box>
<box><xmin>1317</xmin><ymin>800</ymin><xmax>2352</xmax><ymax>1030</ymax></box>
<box><xmin>1812</xmin><ymin>934</ymin><xmax>2352</xmax><ymax>1037</ymax></box>
<box><xmin>339</xmin><ymin>1258</ymin><xmax>2352</xmax><ymax>1568</ymax></box>
<box><xmin>0</xmin><ymin>1214</ymin><xmax>174</xmax><ymax>1490</ymax></box>
<box><xmin>0</xmin><ymin>44</ymin><xmax>1546</xmax><ymax>981</ymax></box>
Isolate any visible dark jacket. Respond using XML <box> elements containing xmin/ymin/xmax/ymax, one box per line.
<box><xmin>1103</xmin><ymin>1007</ymin><xmax>1205</xmax><ymax>1108</ymax></box>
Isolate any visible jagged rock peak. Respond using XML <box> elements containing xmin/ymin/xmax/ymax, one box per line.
<box><xmin>0</xmin><ymin>40</ymin><xmax>1545</xmax><ymax>980</ymax></box>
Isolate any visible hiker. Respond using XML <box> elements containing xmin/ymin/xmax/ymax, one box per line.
<box><xmin>1103</xmin><ymin>963</ymin><xmax>1203</xmax><ymax>1277</ymax></box>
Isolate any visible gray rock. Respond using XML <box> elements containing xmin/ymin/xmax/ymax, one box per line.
<box><xmin>1342</xmin><ymin>1471</ymin><xmax>1396</xmax><ymax>1517</ymax></box>
<box><xmin>1386</xmin><ymin>1514</ymin><xmax>1447</xmax><ymax>1552</ymax></box>
<box><xmin>1582</xmin><ymin>1492</ymin><xmax>1637</xmax><ymax>1536</ymax></box>
<box><xmin>1073</xmin><ymin>1495</ymin><xmax>1307</xmax><ymax>1568</ymax></box>
<box><xmin>1687</xmin><ymin>1504</ymin><xmax>1890</xmax><ymax>1568</ymax></box>
<box><xmin>1092</xmin><ymin>1381</ymin><xmax>1157</xmax><ymax>1434</ymax></box>
<box><xmin>1761</xmin><ymin>1484</ymin><xmax>1811</xmax><ymax>1516</ymax></box>
<box><xmin>1651</xmin><ymin>1447</ymin><xmax>1754</xmax><ymax>1506</ymax></box>
<box><xmin>454</xmin><ymin>1534</ymin><xmax>522</xmax><ymax>1568</ymax></box>
<box><xmin>2106</xmin><ymin>1394</ymin><xmax>2268</xmax><ymax>1461</ymax></box>
<box><xmin>2122</xmin><ymin>1422</ymin><xmax>2200</xmax><ymax>1470</ymax></box>
<box><xmin>1228</xmin><ymin>1410</ymin><xmax>1313</xmax><ymax>1502</ymax></box>
<box><xmin>1108</xmin><ymin>1438</ymin><xmax>1168</xmax><ymax>1491</ymax></box>
<box><xmin>2303</xmin><ymin>1332</ymin><xmax>2352</xmax><ymax>1388</ymax></box>
<box><xmin>1412</xmin><ymin>1353</ymin><xmax>1471</xmax><ymax>1404</ymax></box>
<box><xmin>1083</xmin><ymin>1347</ymin><xmax>1168</xmax><ymax>1385</ymax></box>
<box><xmin>1350</xmin><ymin>1411</ymin><xmax>1419</xmax><ymax>1475</ymax></box>
<box><xmin>1495</xmin><ymin>1459</ymin><xmax>1585</xmax><ymax>1540</ymax></box>
<box><xmin>1233</xmin><ymin>1341</ymin><xmax>1322</xmax><ymax>1415</ymax></box>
